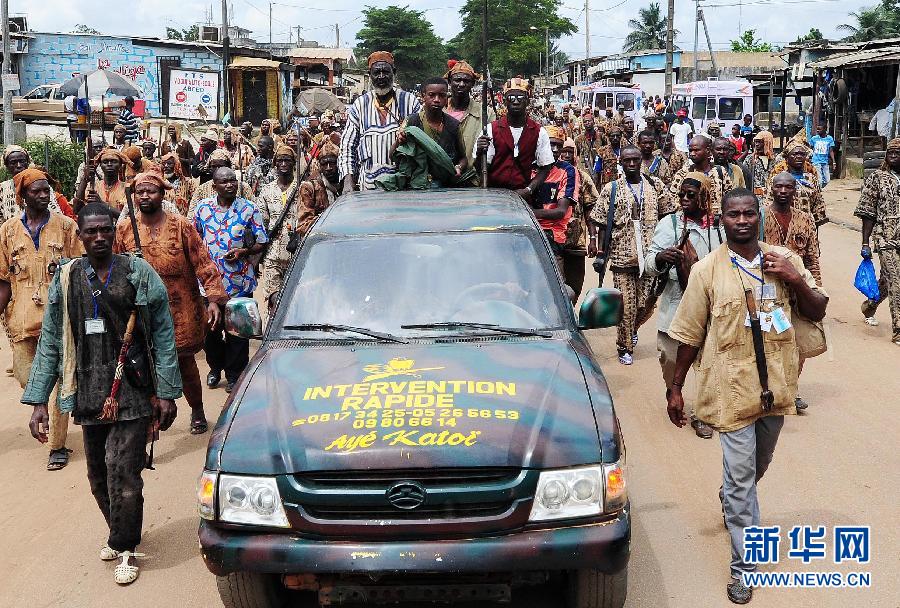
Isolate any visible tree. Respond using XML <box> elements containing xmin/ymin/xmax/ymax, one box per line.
<box><xmin>449</xmin><ymin>0</ymin><xmax>576</xmax><ymax>80</ymax></box>
<box><xmin>792</xmin><ymin>28</ymin><xmax>824</xmax><ymax>44</ymax></box>
<box><xmin>354</xmin><ymin>6</ymin><xmax>447</xmax><ymax>90</ymax></box>
<box><xmin>730</xmin><ymin>30</ymin><xmax>774</xmax><ymax>52</ymax></box>
<box><xmin>623</xmin><ymin>3</ymin><xmax>677</xmax><ymax>52</ymax></box>
<box><xmin>838</xmin><ymin>1</ymin><xmax>900</xmax><ymax>41</ymax></box>
<box><xmin>72</xmin><ymin>24</ymin><xmax>100</xmax><ymax>35</ymax></box>
<box><xmin>166</xmin><ymin>25</ymin><xmax>200</xmax><ymax>42</ymax></box>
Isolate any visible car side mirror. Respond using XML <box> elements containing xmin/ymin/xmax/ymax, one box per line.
<box><xmin>225</xmin><ymin>297</ymin><xmax>263</xmax><ymax>339</ymax></box>
<box><xmin>578</xmin><ymin>288</ymin><xmax>623</xmax><ymax>330</ymax></box>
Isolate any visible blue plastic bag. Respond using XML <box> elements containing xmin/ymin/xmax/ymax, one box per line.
<box><xmin>854</xmin><ymin>258</ymin><xmax>881</xmax><ymax>301</ymax></box>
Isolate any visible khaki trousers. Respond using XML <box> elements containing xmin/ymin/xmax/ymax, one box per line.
<box><xmin>13</xmin><ymin>337</ymin><xmax>69</xmax><ymax>450</ymax></box>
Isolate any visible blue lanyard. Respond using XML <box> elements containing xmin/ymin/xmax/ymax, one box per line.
<box><xmin>87</xmin><ymin>259</ymin><xmax>115</xmax><ymax>319</ymax></box>
<box><xmin>626</xmin><ymin>178</ymin><xmax>644</xmax><ymax>216</ymax></box>
<box><xmin>730</xmin><ymin>256</ymin><xmax>764</xmax><ymax>284</ymax></box>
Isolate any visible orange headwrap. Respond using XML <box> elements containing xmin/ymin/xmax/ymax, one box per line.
<box><xmin>367</xmin><ymin>51</ymin><xmax>395</xmax><ymax>67</ymax></box>
<box><xmin>274</xmin><ymin>143</ymin><xmax>296</xmax><ymax>159</ymax></box>
<box><xmin>13</xmin><ymin>167</ymin><xmax>49</xmax><ymax>205</ymax></box>
<box><xmin>445</xmin><ymin>59</ymin><xmax>480</xmax><ymax>79</ymax></box>
<box><xmin>159</xmin><ymin>151</ymin><xmax>185</xmax><ymax>178</ymax></box>
<box><xmin>319</xmin><ymin>139</ymin><xmax>340</xmax><ymax>159</ymax></box>
<box><xmin>122</xmin><ymin>145</ymin><xmax>143</xmax><ymax>163</ymax></box>
<box><xmin>133</xmin><ymin>169</ymin><xmax>173</xmax><ymax>191</ymax></box>
<box><xmin>97</xmin><ymin>148</ymin><xmax>129</xmax><ymax>164</ymax></box>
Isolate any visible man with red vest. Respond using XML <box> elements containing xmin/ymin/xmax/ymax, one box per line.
<box><xmin>475</xmin><ymin>78</ymin><xmax>554</xmax><ymax>202</ymax></box>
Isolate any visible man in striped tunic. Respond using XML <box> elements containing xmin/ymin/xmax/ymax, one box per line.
<box><xmin>117</xmin><ymin>96</ymin><xmax>140</xmax><ymax>145</ymax></box>
<box><xmin>339</xmin><ymin>51</ymin><xmax>420</xmax><ymax>192</ymax></box>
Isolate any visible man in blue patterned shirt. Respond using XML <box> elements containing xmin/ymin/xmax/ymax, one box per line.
<box><xmin>193</xmin><ymin>167</ymin><xmax>268</xmax><ymax>392</ymax></box>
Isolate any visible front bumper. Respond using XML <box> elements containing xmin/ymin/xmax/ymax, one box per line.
<box><xmin>199</xmin><ymin>507</ymin><xmax>630</xmax><ymax>577</ymax></box>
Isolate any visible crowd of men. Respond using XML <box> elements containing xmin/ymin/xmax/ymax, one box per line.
<box><xmin>0</xmin><ymin>47</ymin><xmax>897</xmax><ymax>604</ymax></box>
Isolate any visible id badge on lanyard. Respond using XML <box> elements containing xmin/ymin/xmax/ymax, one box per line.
<box><xmin>85</xmin><ymin>318</ymin><xmax>106</xmax><ymax>335</ymax></box>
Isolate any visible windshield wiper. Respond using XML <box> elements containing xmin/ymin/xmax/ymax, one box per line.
<box><xmin>283</xmin><ymin>324</ymin><xmax>409</xmax><ymax>343</ymax></box>
<box><xmin>401</xmin><ymin>322</ymin><xmax>552</xmax><ymax>338</ymax></box>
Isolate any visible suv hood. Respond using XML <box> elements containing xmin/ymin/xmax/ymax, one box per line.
<box><xmin>217</xmin><ymin>339</ymin><xmax>602</xmax><ymax>474</ymax></box>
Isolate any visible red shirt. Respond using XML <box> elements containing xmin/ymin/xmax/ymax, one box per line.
<box><xmin>535</xmin><ymin>161</ymin><xmax>579</xmax><ymax>244</ymax></box>
<box><xmin>729</xmin><ymin>136</ymin><xmax>745</xmax><ymax>161</ymax></box>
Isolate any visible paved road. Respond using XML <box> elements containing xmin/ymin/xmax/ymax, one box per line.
<box><xmin>0</xmin><ymin>219</ymin><xmax>896</xmax><ymax>608</ymax></box>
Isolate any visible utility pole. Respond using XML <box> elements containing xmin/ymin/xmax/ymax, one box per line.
<box><xmin>269</xmin><ymin>2</ymin><xmax>273</xmax><ymax>45</ymax></box>
<box><xmin>664</xmin><ymin>0</ymin><xmax>674</xmax><ymax>96</ymax></box>
<box><xmin>296</xmin><ymin>26</ymin><xmax>302</xmax><ymax>45</ymax></box>
<box><xmin>699</xmin><ymin>8</ymin><xmax>717</xmax><ymax>75</ymax></box>
<box><xmin>584</xmin><ymin>0</ymin><xmax>590</xmax><ymax>84</ymax></box>
<box><xmin>222</xmin><ymin>0</ymin><xmax>230</xmax><ymax>117</ymax></box>
<box><xmin>545</xmin><ymin>27</ymin><xmax>550</xmax><ymax>77</ymax></box>
<box><xmin>693</xmin><ymin>0</ymin><xmax>699</xmax><ymax>75</ymax></box>
<box><xmin>335</xmin><ymin>23</ymin><xmax>340</xmax><ymax>48</ymax></box>
<box><xmin>2</xmin><ymin>0</ymin><xmax>13</xmax><ymax>145</ymax></box>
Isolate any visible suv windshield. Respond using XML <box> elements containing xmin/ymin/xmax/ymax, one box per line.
<box><xmin>277</xmin><ymin>231</ymin><xmax>565</xmax><ymax>337</ymax></box>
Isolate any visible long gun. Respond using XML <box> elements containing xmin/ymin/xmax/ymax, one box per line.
<box><xmin>73</xmin><ymin>137</ymin><xmax>95</xmax><ymax>213</ymax></box>
<box><xmin>744</xmin><ymin>288</ymin><xmax>775</xmax><ymax>412</ymax></box>
<box><xmin>123</xmin><ymin>185</ymin><xmax>162</xmax><ymax>468</ymax></box>
<box><xmin>591</xmin><ymin>182</ymin><xmax>618</xmax><ymax>286</ymax></box>
<box><xmin>264</xmin><ymin>129</ymin><xmax>313</xmax><ymax>257</ymax></box>
<box><xmin>479</xmin><ymin>0</ymin><xmax>489</xmax><ymax>189</ymax></box>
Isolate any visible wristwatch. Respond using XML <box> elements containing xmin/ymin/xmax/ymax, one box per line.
<box><xmin>523</xmin><ymin>185</ymin><xmax>532</xmax><ymax>195</ymax></box>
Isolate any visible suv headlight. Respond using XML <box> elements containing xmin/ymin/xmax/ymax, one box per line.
<box><xmin>529</xmin><ymin>463</ymin><xmax>627</xmax><ymax>522</ymax></box>
<box><xmin>217</xmin><ymin>474</ymin><xmax>290</xmax><ymax>528</ymax></box>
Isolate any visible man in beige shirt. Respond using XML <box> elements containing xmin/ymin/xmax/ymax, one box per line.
<box><xmin>665</xmin><ymin>187</ymin><xmax>828</xmax><ymax>604</ymax></box>
<box><xmin>0</xmin><ymin>168</ymin><xmax>82</xmax><ymax>470</ymax></box>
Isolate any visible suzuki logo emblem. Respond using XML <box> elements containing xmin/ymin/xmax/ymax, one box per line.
<box><xmin>386</xmin><ymin>481</ymin><xmax>427</xmax><ymax>510</ymax></box>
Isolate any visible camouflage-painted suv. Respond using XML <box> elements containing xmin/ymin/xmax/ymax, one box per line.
<box><xmin>198</xmin><ymin>189</ymin><xmax>629</xmax><ymax>608</ymax></box>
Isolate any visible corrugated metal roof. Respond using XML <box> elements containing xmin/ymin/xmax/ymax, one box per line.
<box><xmin>227</xmin><ymin>56</ymin><xmax>284</xmax><ymax>70</ymax></box>
<box><xmin>810</xmin><ymin>46</ymin><xmax>900</xmax><ymax>68</ymax></box>
<box><xmin>288</xmin><ymin>47</ymin><xmax>354</xmax><ymax>61</ymax></box>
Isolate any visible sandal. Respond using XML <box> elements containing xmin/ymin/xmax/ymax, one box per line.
<box><xmin>100</xmin><ymin>545</ymin><xmax>120</xmax><ymax>561</ymax></box>
<box><xmin>190</xmin><ymin>417</ymin><xmax>209</xmax><ymax>435</ymax></box>
<box><xmin>114</xmin><ymin>551</ymin><xmax>145</xmax><ymax>585</ymax></box>
<box><xmin>47</xmin><ymin>448</ymin><xmax>72</xmax><ymax>471</ymax></box>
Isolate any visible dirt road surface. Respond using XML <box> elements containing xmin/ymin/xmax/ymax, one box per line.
<box><xmin>0</xmin><ymin>212</ymin><xmax>896</xmax><ymax>607</ymax></box>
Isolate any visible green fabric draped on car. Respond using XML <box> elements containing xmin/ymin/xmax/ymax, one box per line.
<box><xmin>375</xmin><ymin>126</ymin><xmax>477</xmax><ymax>191</ymax></box>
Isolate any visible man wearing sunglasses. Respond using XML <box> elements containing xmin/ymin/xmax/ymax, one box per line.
<box><xmin>645</xmin><ymin>172</ymin><xmax>723</xmax><ymax>439</ymax></box>
<box><xmin>475</xmin><ymin>78</ymin><xmax>554</xmax><ymax>202</ymax></box>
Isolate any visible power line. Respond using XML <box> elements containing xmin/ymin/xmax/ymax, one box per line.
<box><xmin>700</xmin><ymin>0</ymin><xmax>843</xmax><ymax>6</ymax></box>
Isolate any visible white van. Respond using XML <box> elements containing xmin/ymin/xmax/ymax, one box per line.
<box><xmin>671</xmin><ymin>79</ymin><xmax>754</xmax><ymax>134</ymax></box>
<box><xmin>576</xmin><ymin>79</ymin><xmax>644</xmax><ymax>125</ymax></box>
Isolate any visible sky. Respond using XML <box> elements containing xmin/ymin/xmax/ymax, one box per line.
<box><xmin>11</xmin><ymin>0</ymin><xmax>876</xmax><ymax>61</ymax></box>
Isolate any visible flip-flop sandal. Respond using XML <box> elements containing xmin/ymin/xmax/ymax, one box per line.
<box><xmin>47</xmin><ymin>448</ymin><xmax>72</xmax><ymax>471</ymax></box>
<box><xmin>190</xmin><ymin>418</ymin><xmax>209</xmax><ymax>435</ymax></box>
<box><xmin>114</xmin><ymin>551</ymin><xmax>145</xmax><ymax>585</ymax></box>
<box><xmin>100</xmin><ymin>545</ymin><xmax>120</xmax><ymax>561</ymax></box>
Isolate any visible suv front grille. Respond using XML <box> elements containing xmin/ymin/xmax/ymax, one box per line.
<box><xmin>281</xmin><ymin>468</ymin><xmax>538</xmax><ymax>539</ymax></box>
<box><xmin>303</xmin><ymin>501</ymin><xmax>512</xmax><ymax>521</ymax></box>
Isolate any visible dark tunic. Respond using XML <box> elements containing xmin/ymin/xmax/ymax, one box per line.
<box><xmin>68</xmin><ymin>255</ymin><xmax>152</xmax><ymax>425</ymax></box>
<box><xmin>406</xmin><ymin>112</ymin><xmax>465</xmax><ymax>164</ymax></box>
